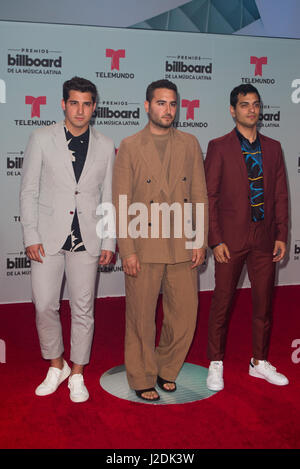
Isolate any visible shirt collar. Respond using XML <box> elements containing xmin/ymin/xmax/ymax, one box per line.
<box><xmin>64</xmin><ymin>125</ymin><xmax>90</xmax><ymax>142</ymax></box>
<box><xmin>235</xmin><ymin>127</ymin><xmax>260</xmax><ymax>147</ymax></box>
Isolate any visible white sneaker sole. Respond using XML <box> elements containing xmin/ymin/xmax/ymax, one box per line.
<box><xmin>249</xmin><ymin>368</ymin><xmax>289</xmax><ymax>386</ymax></box>
<box><xmin>35</xmin><ymin>363</ymin><xmax>71</xmax><ymax>396</ymax></box>
<box><xmin>69</xmin><ymin>392</ymin><xmax>89</xmax><ymax>403</ymax></box>
<box><xmin>206</xmin><ymin>381</ymin><xmax>224</xmax><ymax>391</ymax></box>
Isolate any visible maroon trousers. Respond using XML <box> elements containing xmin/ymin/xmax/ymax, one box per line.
<box><xmin>207</xmin><ymin>221</ymin><xmax>276</xmax><ymax>361</ymax></box>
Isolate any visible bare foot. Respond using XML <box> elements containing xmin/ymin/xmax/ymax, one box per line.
<box><xmin>141</xmin><ymin>390</ymin><xmax>159</xmax><ymax>400</ymax></box>
<box><xmin>135</xmin><ymin>387</ymin><xmax>160</xmax><ymax>401</ymax></box>
<box><xmin>162</xmin><ymin>382</ymin><xmax>176</xmax><ymax>391</ymax></box>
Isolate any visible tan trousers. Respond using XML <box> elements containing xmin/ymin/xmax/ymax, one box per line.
<box><xmin>124</xmin><ymin>261</ymin><xmax>198</xmax><ymax>390</ymax></box>
<box><xmin>31</xmin><ymin>250</ymin><xmax>99</xmax><ymax>365</ymax></box>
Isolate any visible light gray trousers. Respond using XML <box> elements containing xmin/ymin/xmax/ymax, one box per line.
<box><xmin>31</xmin><ymin>250</ymin><xmax>99</xmax><ymax>365</ymax></box>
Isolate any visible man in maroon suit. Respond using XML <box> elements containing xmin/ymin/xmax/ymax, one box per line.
<box><xmin>204</xmin><ymin>84</ymin><xmax>289</xmax><ymax>390</ymax></box>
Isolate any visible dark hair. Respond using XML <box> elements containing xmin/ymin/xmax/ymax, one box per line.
<box><xmin>230</xmin><ymin>84</ymin><xmax>261</xmax><ymax>108</ymax></box>
<box><xmin>63</xmin><ymin>76</ymin><xmax>98</xmax><ymax>103</ymax></box>
<box><xmin>146</xmin><ymin>79</ymin><xmax>178</xmax><ymax>103</ymax></box>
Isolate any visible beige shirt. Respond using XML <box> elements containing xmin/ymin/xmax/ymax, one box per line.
<box><xmin>152</xmin><ymin>132</ymin><xmax>170</xmax><ymax>182</ymax></box>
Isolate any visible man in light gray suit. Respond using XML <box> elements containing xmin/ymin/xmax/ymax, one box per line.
<box><xmin>20</xmin><ymin>77</ymin><xmax>115</xmax><ymax>402</ymax></box>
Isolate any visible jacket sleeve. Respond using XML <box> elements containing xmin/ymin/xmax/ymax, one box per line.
<box><xmin>190</xmin><ymin>136</ymin><xmax>209</xmax><ymax>249</ymax></box>
<box><xmin>19</xmin><ymin>131</ymin><xmax>43</xmax><ymax>248</ymax></box>
<box><xmin>204</xmin><ymin>139</ymin><xmax>224</xmax><ymax>247</ymax></box>
<box><xmin>274</xmin><ymin>143</ymin><xmax>289</xmax><ymax>243</ymax></box>
<box><xmin>112</xmin><ymin>139</ymin><xmax>136</xmax><ymax>259</ymax></box>
<box><xmin>99</xmin><ymin>140</ymin><xmax>116</xmax><ymax>253</ymax></box>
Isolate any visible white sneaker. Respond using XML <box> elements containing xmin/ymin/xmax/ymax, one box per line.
<box><xmin>249</xmin><ymin>358</ymin><xmax>289</xmax><ymax>386</ymax></box>
<box><xmin>206</xmin><ymin>361</ymin><xmax>224</xmax><ymax>391</ymax></box>
<box><xmin>35</xmin><ymin>360</ymin><xmax>71</xmax><ymax>396</ymax></box>
<box><xmin>68</xmin><ymin>374</ymin><xmax>89</xmax><ymax>403</ymax></box>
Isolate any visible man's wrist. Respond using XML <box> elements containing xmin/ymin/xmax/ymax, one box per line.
<box><xmin>211</xmin><ymin>242</ymin><xmax>223</xmax><ymax>249</ymax></box>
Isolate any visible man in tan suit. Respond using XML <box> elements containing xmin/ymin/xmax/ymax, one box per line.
<box><xmin>113</xmin><ymin>79</ymin><xmax>208</xmax><ymax>401</ymax></box>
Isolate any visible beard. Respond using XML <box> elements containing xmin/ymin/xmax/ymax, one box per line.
<box><xmin>148</xmin><ymin>113</ymin><xmax>175</xmax><ymax>129</ymax></box>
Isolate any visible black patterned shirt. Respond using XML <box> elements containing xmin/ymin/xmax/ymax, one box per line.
<box><xmin>62</xmin><ymin>126</ymin><xmax>89</xmax><ymax>251</ymax></box>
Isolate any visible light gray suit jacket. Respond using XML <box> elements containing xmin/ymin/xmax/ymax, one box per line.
<box><xmin>20</xmin><ymin>120</ymin><xmax>115</xmax><ymax>256</ymax></box>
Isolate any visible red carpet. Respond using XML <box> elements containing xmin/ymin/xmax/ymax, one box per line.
<box><xmin>0</xmin><ymin>285</ymin><xmax>299</xmax><ymax>449</ymax></box>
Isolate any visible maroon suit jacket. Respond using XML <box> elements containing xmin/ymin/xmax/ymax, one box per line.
<box><xmin>204</xmin><ymin>129</ymin><xmax>288</xmax><ymax>251</ymax></box>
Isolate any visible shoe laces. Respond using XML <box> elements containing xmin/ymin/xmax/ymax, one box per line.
<box><xmin>44</xmin><ymin>367</ymin><xmax>60</xmax><ymax>385</ymax></box>
<box><xmin>211</xmin><ymin>361</ymin><xmax>223</xmax><ymax>368</ymax></box>
<box><xmin>261</xmin><ymin>361</ymin><xmax>276</xmax><ymax>372</ymax></box>
<box><xmin>69</xmin><ymin>374</ymin><xmax>84</xmax><ymax>390</ymax></box>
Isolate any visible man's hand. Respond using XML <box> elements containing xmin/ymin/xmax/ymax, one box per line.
<box><xmin>273</xmin><ymin>240</ymin><xmax>286</xmax><ymax>262</ymax></box>
<box><xmin>213</xmin><ymin>243</ymin><xmax>230</xmax><ymax>263</ymax></box>
<box><xmin>191</xmin><ymin>248</ymin><xmax>206</xmax><ymax>268</ymax></box>
<box><xmin>122</xmin><ymin>254</ymin><xmax>141</xmax><ymax>277</ymax></box>
<box><xmin>25</xmin><ymin>244</ymin><xmax>45</xmax><ymax>263</ymax></box>
<box><xmin>99</xmin><ymin>250</ymin><xmax>114</xmax><ymax>265</ymax></box>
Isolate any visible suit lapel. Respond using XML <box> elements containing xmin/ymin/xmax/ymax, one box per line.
<box><xmin>139</xmin><ymin>125</ymin><xmax>187</xmax><ymax>198</ymax></box>
<box><xmin>229</xmin><ymin>129</ymin><xmax>249</xmax><ymax>186</ymax></box>
<box><xmin>168</xmin><ymin>128</ymin><xmax>186</xmax><ymax>196</ymax></box>
<box><xmin>53</xmin><ymin>121</ymin><xmax>97</xmax><ymax>185</ymax></box>
<box><xmin>53</xmin><ymin>121</ymin><xmax>76</xmax><ymax>183</ymax></box>
<box><xmin>78</xmin><ymin>126</ymin><xmax>97</xmax><ymax>183</ymax></box>
<box><xmin>259</xmin><ymin>133</ymin><xmax>270</xmax><ymax>193</ymax></box>
<box><xmin>230</xmin><ymin>129</ymin><xmax>269</xmax><ymax>192</ymax></box>
<box><xmin>140</xmin><ymin>125</ymin><xmax>169</xmax><ymax>197</ymax></box>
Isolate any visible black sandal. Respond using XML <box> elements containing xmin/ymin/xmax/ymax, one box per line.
<box><xmin>135</xmin><ymin>387</ymin><xmax>160</xmax><ymax>401</ymax></box>
<box><xmin>157</xmin><ymin>376</ymin><xmax>177</xmax><ymax>393</ymax></box>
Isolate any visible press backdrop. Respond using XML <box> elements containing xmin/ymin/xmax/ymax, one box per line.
<box><xmin>0</xmin><ymin>20</ymin><xmax>299</xmax><ymax>303</ymax></box>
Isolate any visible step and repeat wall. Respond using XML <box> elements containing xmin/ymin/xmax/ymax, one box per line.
<box><xmin>0</xmin><ymin>20</ymin><xmax>299</xmax><ymax>303</ymax></box>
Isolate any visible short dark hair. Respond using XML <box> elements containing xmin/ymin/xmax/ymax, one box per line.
<box><xmin>146</xmin><ymin>79</ymin><xmax>178</xmax><ymax>103</ymax></box>
<box><xmin>63</xmin><ymin>76</ymin><xmax>98</xmax><ymax>103</ymax></box>
<box><xmin>230</xmin><ymin>84</ymin><xmax>261</xmax><ymax>108</ymax></box>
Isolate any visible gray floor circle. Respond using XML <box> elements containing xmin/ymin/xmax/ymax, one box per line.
<box><xmin>100</xmin><ymin>362</ymin><xmax>219</xmax><ymax>405</ymax></box>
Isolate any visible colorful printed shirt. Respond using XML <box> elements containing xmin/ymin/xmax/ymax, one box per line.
<box><xmin>236</xmin><ymin>128</ymin><xmax>264</xmax><ymax>222</ymax></box>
